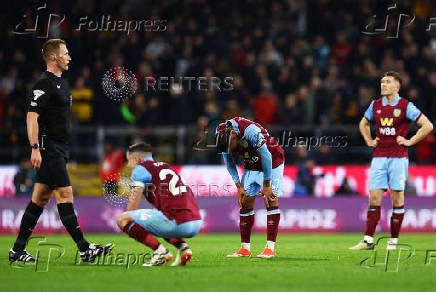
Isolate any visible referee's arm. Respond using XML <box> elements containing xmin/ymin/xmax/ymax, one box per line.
<box><xmin>27</xmin><ymin>112</ymin><xmax>41</xmax><ymax>169</ymax></box>
<box><xmin>27</xmin><ymin>79</ymin><xmax>51</xmax><ymax>169</ymax></box>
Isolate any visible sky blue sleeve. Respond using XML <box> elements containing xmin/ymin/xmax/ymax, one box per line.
<box><xmin>406</xmin><ymin>102</ymin><xmax>422</xmax><ymax>122</ymax></box>
<box><xmin>364</xmin><ymin>101</ymin><xmax>374</xmax><ymax>121</ymax></box>
<box><xmin>222</xmin><ymin>153</ymin><xmax>240</xmax><ymax>183</ymax></box>
<box><xmin>244</xmin><ymin>124</ymin><xmax>266</xmax><ymax>149</ymax></box>
<box><xmin>257</xmin><ymin>144</ymin><xmax>272</xmax><ymax>181</ymax></box>
<box><xmin>131</xmin><ymin>165</ymin><xmax>152</xmax><ymax>188</ymax></box>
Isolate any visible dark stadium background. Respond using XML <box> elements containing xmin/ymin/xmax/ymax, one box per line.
<box><xmin>0</xmin><ymin>0</ymin><xmax>435</xmax><ymax>233</ymax></box>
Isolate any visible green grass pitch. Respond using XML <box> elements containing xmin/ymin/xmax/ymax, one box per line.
<box><xmin>1</xmin><ymin>233</ymin><xmax>436</xmax><ymax>292</ymax></box>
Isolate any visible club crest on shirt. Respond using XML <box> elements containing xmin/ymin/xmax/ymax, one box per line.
<box><xmin>393</xmin><ymin>108</ymin><xmax>401</xmax><ymax>117</ymax></box>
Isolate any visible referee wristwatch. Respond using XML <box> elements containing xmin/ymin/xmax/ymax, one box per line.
<box><xmin>30</xmin><ymin>143</ymin><xmax>40</xmax><ymax>150</ymax></box>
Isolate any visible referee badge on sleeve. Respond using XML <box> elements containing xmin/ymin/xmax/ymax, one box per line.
<box><xmin>33</xmin><ymin>89</ymin><xmax>45</xmax><ymax>100</ymax></box>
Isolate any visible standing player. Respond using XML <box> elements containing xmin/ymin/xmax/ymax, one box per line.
<box><xmin>117</xmin><ymin>143</ymin><xmax>202</xmax><ymax>266</ymax></box>
<box><xmin>215</xmin><ymin>117</ymin><xmax>284</xmax><ymax>258</ymax></box>
<box><xmin>9</xmin><ymin>39</ymin><xmax>113</xmax><ymax>263</ymax></box>
<box><xmin>350</xmin><ymin>71</ymin><xmax>433</xmax><ymax>250</ymax></box>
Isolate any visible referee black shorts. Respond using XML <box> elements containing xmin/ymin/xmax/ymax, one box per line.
<box><xmin>36</xmin><ymin>140</ymin><xmax>71</xmax><ymax>189</ymax></box>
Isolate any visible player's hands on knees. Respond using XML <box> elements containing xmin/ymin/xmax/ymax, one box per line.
<box><xmin>236</xmin><ymin>182</ymin><xmax>246</xmax><ymax>208</ymax></box>
<box><xmin>396</xmin><ymin>136</ymin><xmax>411</xmax><ymax>147</ymax></box>
<box><xmin>366</xmin><ymin>137</ymin><xmax>380</xmax><ymax>148</ymax></box>
<box><xmin>261</xmin><ymin>186</ymin><xmax>277</xmax><ymax>202</ymax></box>
<box><xmin>30</xmin><ymin>149</ymin><xmax>42</xmax><ymax>169</ymax></box>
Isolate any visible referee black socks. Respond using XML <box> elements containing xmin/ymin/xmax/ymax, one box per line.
<box><xmin>13</xmin><ymin>201</ymin><xmax>44</xmax><ymax>252</ymax></box>
<box><xmin>57</xmin><ymin>203</ymin><xmax>89</xmax><ymax>252</ymax></box>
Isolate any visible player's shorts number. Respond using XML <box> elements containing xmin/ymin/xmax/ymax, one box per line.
<box><xmin>159</xmin><ymin>169</ymin><xmax>187</xmax><ymax>196</ymax></box>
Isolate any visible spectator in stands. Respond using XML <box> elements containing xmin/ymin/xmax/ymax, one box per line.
<box><xmin>405</xmin><ymin>176</ymin><xmax>417</xmax><ymax>196</ymax></box>
<box><xmin>222</xmin><ymin>98</ymin><xmax>243</xmax><ymax>121</ymax></box>
<box><xmin>254</xmin><ymin>87</ymin><xmax>278</xmax><ymax>126</ymax></box>
<box><xmin>335</xmin><ymin>177</ymin><xmax>358</xmax><ymax>196</ymax></box>
<box><xmin>71</xmin><ymin>76</ymin><xmax>94</xmax><ymax>124</ymax></box>
<box><xmin>293</xmin><ymin>158</ymin><xmax>316</xmax><ymax>197</ymax></box>
<box><xmin>100</xmin><ymin>142</ymin><xmax>124</xmax><ymax>195</ymax></box>
<box><xmin>13</xmin><ymin>158</ymin><xmax>35</xmax><ymax>195</ymax></box>
<box><xmin>131</xmin><ymin>93</ymin><xmax>147</xmax><ymax>126</ymax></box>
<box><xmin>297</xmin><ymin>85</ymin><xmax>315</xmax><ymax>125</ymax></box>
<box><xmin>144</xmin><ymin>96</ymin><xmax>163</xmax><ymax>126</ymax></box>
<box><xmin>415</xmin><ymin>134</ymin><xmax>434</xmax><ymax>164</ymax></box>
<box><xmin>316</xmin><ymin>144</ymin><xmax>336</xmax><ymax>165</ymax></box>
<box><xmin>280</xmin><ymin>94</ymin><xmax>301</xmax><ymax>125</ymax></box>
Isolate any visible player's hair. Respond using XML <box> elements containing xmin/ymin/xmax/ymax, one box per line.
<box><xmin>42</xmin><ymin>39</ymin><xmax>66</xmax><ymax>62</ymax></box>
<box><xmin>215</xmin><ymin>127</ymin><xmax>232</xmax><ymax>153</ymax></box>
<box><xmin>383</xmin><ymin>71</ymin><xmax>402</xmax><ymax>87</ymax></box>
<box><xmin>127</xmin><ymin>142</ymin><xmax>152</xmax><ymax>154</ymax></box>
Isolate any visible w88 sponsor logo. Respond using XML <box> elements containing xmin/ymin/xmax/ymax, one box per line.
<box><xmin>379</xmin><ymin>127</ymin><xmax>396</xmax><ymax>136</ymax></box>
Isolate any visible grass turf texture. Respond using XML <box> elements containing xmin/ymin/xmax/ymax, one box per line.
<box><xmin>1</xmin><ymin>233</ymin><xmax>435</xmax><ymax>292</ymax></box>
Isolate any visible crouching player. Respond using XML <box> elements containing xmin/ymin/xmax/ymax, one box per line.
<box><xmin>117</xmin><ymin>143</ymin><xmax>202</xmax><ymax>266</ymax></box>
<box><xmin>216</xmin><ymin>117</ymin><xmax>284</xmax><ymax>258</ymax></box>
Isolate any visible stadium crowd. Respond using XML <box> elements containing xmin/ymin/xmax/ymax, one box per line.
<box><xmin>0</xmin><ymin>0</ymin><xmax>435</xmax><ymax>164</ymax></box>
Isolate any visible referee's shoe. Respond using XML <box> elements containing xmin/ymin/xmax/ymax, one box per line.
<box><xmin>9</xmin><ymin>243</ymin><xmax>114</xmax><ymax>263</ymax></box>
<box><xmin>9</xmin><ymin>249</ymin><xmax>35</xmax><ymax>263</ymax></box>
<box><xmin>80</xmin><ymin>243</ymin><xmax>114</xmax><ymax>262</ymax></box>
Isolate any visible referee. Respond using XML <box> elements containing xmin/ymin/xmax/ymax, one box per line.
<box><xmin>9</xmin><ymin>39</ymin><xmax>112</xmax><ymax>262</ymax></box>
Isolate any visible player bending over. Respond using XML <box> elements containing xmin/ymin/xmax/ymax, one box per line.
<box><xmin>350</xmin><ymin>71</ymin><xmax>433</xmax><ymax>250</ymax></box>
<box><xmin>117</xmin><ymin>143</ymin><xmax>202</xmax><ymax>266</ymax></box>
<box><xmin>216</xmin><ymin>117</ymin><xmax>285</xmax><ymax>258</ymax></box>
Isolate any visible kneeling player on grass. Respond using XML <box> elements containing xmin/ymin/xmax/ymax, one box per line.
<box><xmin>117</xmin><ymin>143</ymin><xmax>202</xmax><ymax>266</ymax></box>
<box><xmin>216</xmin><ymin>117</ymin><xmax>284</xmax><ymax>258</ymax></box>
<box><xmin>350</xmin><ymin>71</ymin><xmax>433</xmax><ymax>251</ymax></box>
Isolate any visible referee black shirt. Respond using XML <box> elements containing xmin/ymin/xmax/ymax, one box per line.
<box><xmin>27</xmin><ymin>71</ymin><xmax>72</xmax><ymax>147</ymax></box>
